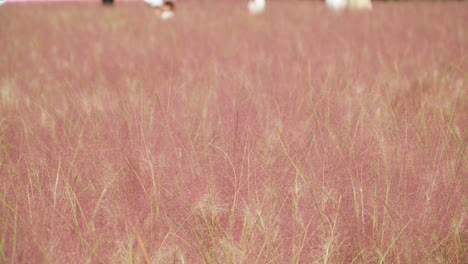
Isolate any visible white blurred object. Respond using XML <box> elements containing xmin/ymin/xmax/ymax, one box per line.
<box><xmin>248</xmin><ymin>0</ymin><xmax>265</xmax><ymax>16</ymax></box>
<box><xmin>325</xmin><ymin>0</ymin><xmax>347</xmax><ymax>12</ymax></box>
<box><xmin>349</xmin><ymin>0</ymin><xmax>372</xmax><ymax>10</ymax></box>
<box><xmin>157</xmin><ymin>1</ymin><xmax>175</xmax><ymax>20</ymax></box>
<box><xmin>160</xmin><ymin>11</ymin><xmax>174</xmax><ymax>20</ymax></box>
<box><xmin>144</xmin><ymin>0</ymin><xmax>163</xmax><ymax>8</ymax></box>
<box><xmin>0</xmin><ymin>0</ymin><xmax>6</xmax><ymax>6</ymax></box>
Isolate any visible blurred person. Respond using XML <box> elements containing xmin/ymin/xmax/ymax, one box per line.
<box><xmin>144</xmin><ymin>0</ymin><xmax>163</xmax><ymax>8</ymax></box>
<box><xmin>326</xmin><ymin>0</ymin><xmax>347</xmax><ymax>12</ymax></box>
<box><xmin>248</xmin><ymin>0</ymin><xmax>265</xmax><ymax>16</ymax></box>
<box><xmin>102</xmin><ymin>0</ymin><xmax>114</xmax><ymax>5</ymax></box>
<box><xmin>154</xmin><ymin>1</ymin><xmax>175</xmax><ymax>21</ymax></box>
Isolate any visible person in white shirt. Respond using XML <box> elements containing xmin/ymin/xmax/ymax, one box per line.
<box><xmin>144</xmin><ymin>0</ymin><xmax>163</xmax><ymax>8</ymax></box>
<box><xmin>325</xmin><ymin>0</ymin><xmax>347</xmax><ymax>12</ymax></box>
<box><xmin>148</xmin><ymin>0</ymin><xmax>175</xmax><ymax>20</ymax></box>
<box><xmin>154</xmin><ymin>1</ymin><xmax>175</xmax><ymax>20</ymax></box>
<box><xmin>248</xmin><ymin>0</ymin><xmax>265</xmax><ymax>16</ymax></box>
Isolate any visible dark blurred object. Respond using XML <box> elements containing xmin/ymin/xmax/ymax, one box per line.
<box><xmin>164</xmin><ymin>1</ymin><xmax>174</xmax><ymax>9</ymax></box>
<box><xmin>103</xmin><ymin>0</ymin><xmax>114</xmax><ymax>5</ymax></box>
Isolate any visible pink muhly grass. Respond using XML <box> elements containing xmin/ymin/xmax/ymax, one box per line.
<box><xmin>0</xmin><ymin>1</ymin><xmax>466</xmax><ymax>263</ymax></box>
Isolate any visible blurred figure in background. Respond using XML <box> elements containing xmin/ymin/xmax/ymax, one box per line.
<box><xmin>325</xmin><ymin>0</ymin><xmax>347</xmax><ymax>12</ymax></box>
<box><xmin>145</xmin><ymin>0</ymin><xmax>175</xmax><ymax>20</ymax></box>
<box><xmin>144</xmin><ymin>0</ymin><xmax>163</xmax><ymax>8</ymax></box>
<box><xmin>155</xmin><ymin>1</ymin><xmax>175</xmax><ymax>20</ymax></box>
<box><xmin>103</xmin><ymin>0</ymin><xmax>114</xmax><ymax>5</ymax></box>
<box><xmin>348</xmin><ymin>0</ymin><xmax>372</xmax><ymax>10</ymax></box>
<box><xmin>248</xmin><ymin>0</ymin><xmax>265</xmax><ymax>16</ymax></box>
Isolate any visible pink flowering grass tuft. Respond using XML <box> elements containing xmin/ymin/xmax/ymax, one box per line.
<box><xmin>0</xmin><ymin>1</ymin><xmax>466</xmax><ymax>263</ymax></box>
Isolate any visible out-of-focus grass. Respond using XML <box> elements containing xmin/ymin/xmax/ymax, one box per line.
<box><xmin>0</xmin><ymin>1</ymin><xmax>466</xmax><ymax>263</ymax></box>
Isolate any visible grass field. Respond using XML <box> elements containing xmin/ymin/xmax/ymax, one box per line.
<box><xmin>0</xmin><ymin>1</ymin><xmax>467</xmax><ymax>263</ymax></box>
